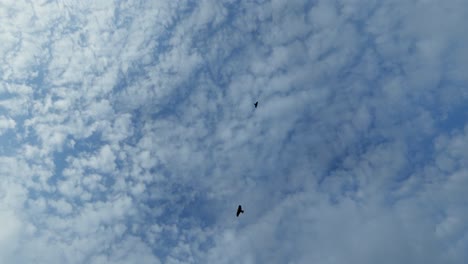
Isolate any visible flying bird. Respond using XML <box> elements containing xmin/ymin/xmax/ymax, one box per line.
<box><xmin>254</xmin><ymin>101</ymin><xmax>258</xmax><ymax>108</ymax></box>
<box><xmin>236</xmin><ymin>205</ymin><xmax>244</xmax><ymax>217</ymax></box>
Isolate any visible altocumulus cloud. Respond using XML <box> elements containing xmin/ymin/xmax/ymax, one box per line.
<box><xmin>0</xmin><ymin>0</ymin><xmax>467</xmax><ymax>263</ymax></box>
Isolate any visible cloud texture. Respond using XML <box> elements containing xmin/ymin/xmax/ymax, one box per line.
<box><xmin>0</xmin><ymin>0</ymin><xmax>467</xmax><ymax>263</ymax></box>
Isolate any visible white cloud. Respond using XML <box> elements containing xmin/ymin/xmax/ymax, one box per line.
<box><xmin>0</xmin><ymin>210</ymin><xmax>22</xmax><ymax>262</ymax></box>
<box><xmin>0</xmin><ymin>0</ymin><xmax>467</xmax><ymax>263</ymax></box>
<box><xmin>0</xmin><ymin>115</ymin><xmax>15</xmax><ymax>134</ymax></box>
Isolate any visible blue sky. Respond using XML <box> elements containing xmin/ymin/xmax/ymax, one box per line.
<box><xmin>0</xmin><ymin>0</ymin><xmax>467</xmax><ymax>263</ymax></box>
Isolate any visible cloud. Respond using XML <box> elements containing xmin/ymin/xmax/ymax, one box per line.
<box><xmin>0</xmin><ymin>0</ymin><xmax>467</xmax><ymax>263</ymax></box>
<box><xmin>0</xmin><ymin>115</ymin><xmax>15</xmax><ymax>134</ymax></box>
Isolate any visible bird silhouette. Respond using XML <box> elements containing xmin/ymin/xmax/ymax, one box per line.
<box><xmin>254</xmin><ymin>101</ymin><xmax>258</xmax><ymax>108</ymax></box>
<box><xmin>236</xmin><ymin>205</ymin><xmax>244</xmax><ymax>217</ymax></box>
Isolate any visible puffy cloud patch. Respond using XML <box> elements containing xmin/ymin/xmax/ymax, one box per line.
<box><xmin>0</xmin><ymin>0</ymin><xmax>467</xmax><ymax>263</ymax></box>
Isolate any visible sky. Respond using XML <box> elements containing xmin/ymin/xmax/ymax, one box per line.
<box><xmin>0</xmin><ymin>0</ymin><xmax>467</xmax><ymax>263</ymax></box>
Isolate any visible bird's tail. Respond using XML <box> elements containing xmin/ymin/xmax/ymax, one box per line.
<box><xmin>240</xmin><ymin>210</ymin><xmax>244</xmax><ymax>214</ymax></box>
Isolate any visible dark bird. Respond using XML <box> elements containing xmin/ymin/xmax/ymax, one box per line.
<box><xmin>254</xmin><ymin>101</ymin><xmax>258</xmax><ymax>108</ymax></box>
<box><xmin>236</xmin><ymin>205</ymin><xmax>244</xmax><ymax>217</ymax></box>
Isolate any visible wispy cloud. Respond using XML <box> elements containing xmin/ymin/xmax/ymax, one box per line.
<box><xmin>0</xmin><ymin>0</ymin><xmax>467</xmax><ymax>263</ymax></box>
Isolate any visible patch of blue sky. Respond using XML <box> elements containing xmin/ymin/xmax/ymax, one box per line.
<box><xmin>0</xmin><ymin>129</ymin><xmax>20</xmax><ymax>153</ymax></box>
